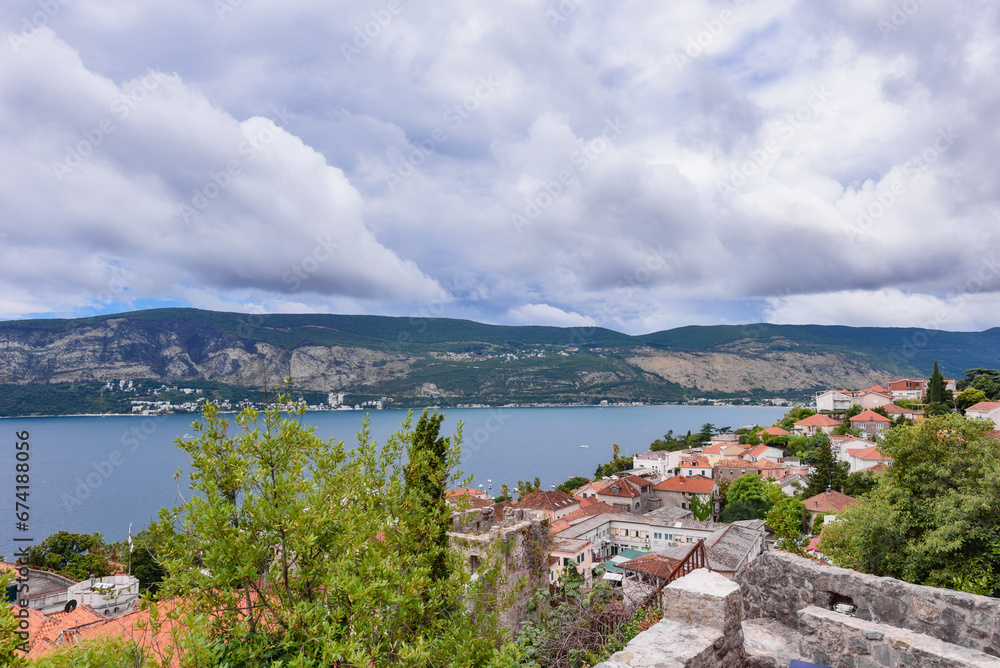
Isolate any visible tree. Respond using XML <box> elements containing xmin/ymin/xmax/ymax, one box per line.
<box><xmin>925</xmin><ymin>360</ymin><xmax>953</xmax><ymax>413</ymax></box>
<box><xmin>154</xmin><ymin>396</ymin><xmax>504</xmax><ymax>666</ymax></box>
<box><xmin>22</xmin><ymin>531</ymin><xmax>113</xmax><ymax>581</ymax></box>
<box><xmin>0</xmin><ymin>571</ymin><xmax>28</xmax><ymax>667</ymax></box>
<box><xmin>725</xmin><ymin>475</ymin><xmax>772</xmax><ymax>520</ymax></box>
<box><xmin>802</xmin><ymin>434</ymin><xmax>848</xmax><ymax>498</ymax></box>
<box><xmin>690</xmin><ymin>491</ymin><xmax>714</xmax><ymax>521</ymax></box>
<box><xmin>778</xmin><ymin>407</ymin><xmax>814</xmax><ymax>430</ymax></box>
<box><xmin>842</xmin><ymin>469</ymin><xmax>878</xmax><ymax>499</ymax></box>
<box><xmin>955</xmin><ymin>387</ymin><xmax>988</xmax><ymax>412</ymax></box>
<box><xmin>719</xmin><ymin>501</ymin><xmax>758</xmax><ymax>523</ymax></box>
<box><xmin>765</xmin><ymin>496</ymin><xmax>808</xmax><ymax>554</ymax></box>
<box><xmin>819</xmin><ymin>414</ymin><xmax>1000</xmax><ymax>596</ymax></box>
<box><xmin>557</xmin><ymin>476</ymin><xmax>590</xmax><ymax>494</ymax></box>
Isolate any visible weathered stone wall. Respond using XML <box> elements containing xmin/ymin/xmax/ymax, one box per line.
<box><xmin>597</xmin><ymin>569</ymin><xmax>745</xmax><ymax>668</ymax></box>
<box><xmin>797</xmin><ymin>606</ymin><xmax>1000</xmax><ymax>668</ymax></box>
<box><xmin>735</xmin><ymin>551</ymin><xmax>1000</xmax><ymax>658</ymax></box>
<box><xmin>447</xmin><ymin>506</ymin><xmax>549</xmax><ymax>630</ymax></box>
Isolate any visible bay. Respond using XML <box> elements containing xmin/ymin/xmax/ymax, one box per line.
<box><xmin>0</xmin><ymin>405</ymin><xmax>785</xmax><ymax>559</ymax></box>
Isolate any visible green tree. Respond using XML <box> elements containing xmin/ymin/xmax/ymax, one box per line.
<box><xmin>778</xmin><ymin>407</ymin><xmax>814</xmax><ymax>430</ymax></box>
<box><xmin>842</xmin><ymin>469</ymin><xmax>878</xmax><ymax>498</ymax></box>
<box><xmin>719</xmin><ymin>501</ymin><xmax>758</xmax><ymax>523</ymax></box>
<box><xmin>153</xmin><ymin>397</ymin><xmax>504</xmax><ymax>667</ymax></box>
<box><xmin>955</xmin><ymin>387</ymin><xmax>988</xmax><ymax>412</ymax></box>
<box><xmin>690</xmin><ymin>490</ymin><xmax>714</xmax><ymax>521</ymax></box>
<box><xmin>925</xmin><ymin>360</ymin><xmax>953</xmax><ymax>414</ymax></box>
<box><xmin>819</xmin><ymin>414</ymin><xmax>1000</xmax><ymax>596</ymax></box>
<box><xmin>557</xmin><ymin>476</ymin><xmax>590</xmax><ymax>494</ymax></box>
<box><xmin>22</xmin><ymin>531</ymin><xmax>113</xmax><ymax>581</ymax></box>
<box><xmin>404</xmin><ymin>409</ymin><xmax>452</xmax><ymax>583</ymax></box>
<box><xmin>802</xmin><ymin>434</ymin><xmax>848</xmax><ymax>498</ymax></box>
<box><xmin>0</xmin><ymin>571</ymin><xmax>28</xmax><ymax>667</ymax></box>
<box><xmin>725</xmin><ymin>474</ymin><xmax>772</xmax><ymax>520</ymax></box>
<box><xmin>765</xmin><ymin>496</ymin><xmax>808</xmax><ymax>554</ymax></box>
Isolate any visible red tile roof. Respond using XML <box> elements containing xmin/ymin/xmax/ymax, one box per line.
<box><xmin>619</xmin><ymin>553</ymin><xmax>682</xmax><ymax>580</ymax></box>
<box><xmin>849</xmin><ymin>410</ymin><xmax>891</xmax><ymax>423</ymax></box>
<box><xmin>596</xmin><ymin>475</ymin><xmax>650</xmax><ymax>498</ymax></box>
<box><xmin>515</xmin><ymin>489</ymin><xmax>579</xmax><ymax>511</ymax></box>
<box><xmin>794</xmin><ymin>414</ymin><xmax>842</xmax><ymax>427</ymax></box>
<box><xmin>714</xmin><ymin>458</ymin><xmax>758</xmax><ymax>469</ymax></box>
<box><xmin>757</xmin><ymin>426</ymin><xmax>789</xmax><ymax>436</ymax></box>
<box><xmin>680</xmin><ymin>456</ymin><xmax>711</xmax><ymax>468</ymax></box>
<box><xmin>754</xmin><ymin>459</ymin><xmax>783</xmax><ymax>470</ymax></box>
<box><xmin>846</xmin><ymin>446</ymin><xmax>888</xmax><ymax>460</ymax></box>
<box><xmin>861</xmin><ymin>385</ymin><xmax>890</xmax><ymax>394</ymax></box>
<box><xmin>802</xmin><ymin>489</ymin><xmax>858</xmax><ymax>513</ymax></box>
<box><xmin>653</xmin><ymin>475</ymin><xmax>716</xmax><ymax>494</ymax></box>
<box><xmin>858</xmin><ymin>463</ymin><xmax>888</xmax><ymax>473</ymax></box>
<box><xmin>967</xmin><ymin>401</ymin><xmax>1000</xmax><ymax>412</ymax></box>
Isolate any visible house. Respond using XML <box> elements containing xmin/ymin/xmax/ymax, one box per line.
<box><xmin>633</xmin><ymin>451</ymin><xmax>671</xmax><ymax>476</ymax></box>
<box><xmin>756</xmin><ymin>426</ymin><xmax>789</xmax><ymax>439</ymax></box>
<box><xmin>791</xmin><ymin>414</ymin><xmax>842</xmax><ymax>436</ymax></box>
<box><xmin>846</xmin><ymin>445</ymin><xmax>892</xmax><ymax>473</ymax></box>
<box><xmin>742</xmin><ymin>444</ymin><xmax>783</xmax><ymax>463</ymax></box>
<box><xmin>549</xmin><ymin>536</ymin><xmax>594</xmax><ymax>587</ymax></box>
<box><xmin>887</xmin><ymin>378</ymin><xmax>926</xmax><ymax>400</ymax></box>
<box><xmin>859</xmin><ymin>391</ymin><xmax>894</xmax><ymax>410</ymax></box>
<box><xmin>860</xmin><ymin>384</ymin><xmax>890</xmax><ymax>395</ymax></box>
<box><xmin>801</xmin><ymin>489</ymin><xmax>858</xmax><ymax>524</ymax></box>
<box><xmin>593</xmin><ymin>475</ymin><xmax>659</xmax><ymax>514</ymax></box>
<box><xmin>775</xmin><ymin>473</ymin><xmax>808</xmax><ymax>496</ymax></box>
<box><xmin>849</xmin><ymin>410</ymin><xmax>892</xmax><ymax>439</ymax></box>
<box><xmin>814</xmin><ymin>390</ymin><xmax>855</xmax><ymax>412</ymax></box>
<box><xmin>703</xmin><ymin>520</ymin><xmax>767</xmax><ymax>577</ymax></box>
<box><xmin>447</xmin><ymin>487</ymin><xmax>490</xmax><ymax>500</ymax></box>
<box><xmin>652</xmin><ymin>475</ymin><xmax>719</xmax><ymax>520</ymax></box>
<box><xmin>678</xmin><ymin>456</ymin><xmax>713</xmax><ymax>478</ymax></box>
<box><xmin>710</xmin><ymin>433</ymin><xmax>740</xmax><ymax>446</ymax></box>
<box><xmin>753</xmin><ymin>458</ymin><xmax>787</xmax><ymax>480</ymax></box>
<box><xmin>514</xmin><ymin>489</ymin><xmax>581</xmax><ymax>520</ymax></box>
<box><xmin>882</xmin><ymin>403</ymin><xmax>923</xmax><ymax>422</ymax></box>
<box><xmin>965</xmin><ymin>401</ymin><xmax>1000</xmax><ymax>424</ymax></box>
<box><xmin>828</xmin><ymin>436</ymin><xmax>876</xmax><ymax>463</ymax></box>
<box><xmin>712</xmin><ymin>458</ymin><xmax>760</xmax><ymax>483</ymax></box>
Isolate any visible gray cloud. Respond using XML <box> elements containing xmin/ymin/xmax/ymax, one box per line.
<box><xmin>1</xmin><ymin>0</ymin><xmax>999</xmax><ymax>332</ymax></box>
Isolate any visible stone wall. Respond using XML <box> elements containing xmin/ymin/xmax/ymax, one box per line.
<box><xmin>735</xmin><ymin>551</ymin><xmax>1000</xmax><ymax>658</ymax></box>
<box><xmin>797</xmin><ymin>606</ymin><xmax>1000</xmax><ymax>668</ymax></box>
<box><xmin>447</xmin><ymin>506</ymin><xmax>549</xmax><ymax>630</ymax></box>
<box><xmin>596</xmin><ymin>569</ymin><xmax>745</xmax><ymax>668</ymax></box>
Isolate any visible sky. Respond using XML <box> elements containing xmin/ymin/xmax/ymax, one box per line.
<box><xmin>1</xmin><ymin>0</ymin><xmax>999</xmax><ymax>334</ymax></box>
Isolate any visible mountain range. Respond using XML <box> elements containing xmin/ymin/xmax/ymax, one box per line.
<box><xmin>1</xmin><ymin>308</ymin><xmax>998</xmax><ymax>410</ymax></box>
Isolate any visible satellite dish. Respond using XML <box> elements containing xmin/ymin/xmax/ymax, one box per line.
<box><xmin>64</xmin><ymin>599</ymin><xmax>78</xmax><ymax>613</ymax></box>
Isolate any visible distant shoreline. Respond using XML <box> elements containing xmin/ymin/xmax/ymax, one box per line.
<box><xmin>0</xmin><ymin>402</ymin><xmax>792</xmax><ymax>420</ymax></box>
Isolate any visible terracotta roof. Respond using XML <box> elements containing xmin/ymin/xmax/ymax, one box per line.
<box><xmin>846</xmin><ymin>446</ymin><xmax>888</xmax><ymax>460</ymax></box>
<box><xmin>861</xmin><ymin>385</ymin><xmax>890</xmax><ymax>394</ymax></box>
<box><xmin>858</xmin><ymin>463</ymin><xmax>888</xmax><ymax>473</ymax></box>
<box><xmin>597</xmin><ymin>476</ymin><xmax>648</xmax><ymax>498</ymax></box>
<box><xmin>447</xmin><ymin>494</ymin><xmax>493</xmax><ymax>509</ymax></box>
<box><xmin>849</xmin><ymin>410</ymin><xmax>891</xmax><ymax>423</ymax></box>
<box><xmin>754</xmin><ymin>459</ymin><xmax>782</xmax><ymax>470</ymax></box>
<box><xmin>967</xmin><ymin>401</ymin><xmax>1000</xmax><ymax>412</ymax></box>
<box><xmin>447</xmin><ymin>488</ymin><xmax>488</xmax><ymax>498</ymax></box>
<box><xmin>881</xmin><ymin>403</ymin><xmax>909</xmax><ymax>414</ymax></box>
<box><xmin>680</xmin><ymin>456</ymin><xmax>711</xmax><ymax>468</ymax></box>
<box><xmin>793</xmin><ymin>414</ymin><xmax>842</xmax><ymax>427</ymax></box>
<box><xmin>757</xmin><ymin>426</ymin><xmax>788</xmax><ymax>436</ymax></box>
<box><xmin>558</xmin><ymin>501</ymin><xmax>623</xmax><ymax>524</ymax></box>
<box><xmin>619</xmin><ymin>553</ymin><xmax>682</xmax><ymax>580</ymax></box>
<box><xmin>701</xmin><ymin>444</ymin><xmax>724</xmax><ymax>455</ymax></box>
<box><xmin>515</xmin><ymin>489</ymin><xmax>579</xmax><ymax>511</ymax></box>
<box><xmin>653</xmin><ymin>475</ymin><xmax>716</xmax><ymax>494</ymax></box>
<box><xmin>745</xmin><ymin>444</ymin><xmax>770</xmax><ymax>457</ymax></box>
<box><xmin>714</xmin><ymin>458</ymin><xmax>758</xmax><ymax>469</ymax></box>
<box><xmin>802</xmin><ymin>489</ymin><xmax>858</xmax><ymax>513</ymax></box>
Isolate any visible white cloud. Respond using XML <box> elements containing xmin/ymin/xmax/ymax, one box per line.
<box><xmin>506</xmin><ymin>304</ymin><xmax>596</xmax><ymax>328</ymax></box>
<box><xmin>1</xmin><ymin>1</ymin><xmax>1000</xmax><ymax>332</ymax></box>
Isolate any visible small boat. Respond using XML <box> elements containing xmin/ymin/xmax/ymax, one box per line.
<box><xmin>477</xmin><ymin>483</ymin><xmax>484</xmax><ymax>488</ymax></box>
<box><xmin>580</xmin><ymin>444</ymin><xmax>590</xmax><ymax>448</ymax></box>
<box><xmin>487</xmin><ymin>478</ymin><xmax>492</xmax><ymax>483</ymax></box>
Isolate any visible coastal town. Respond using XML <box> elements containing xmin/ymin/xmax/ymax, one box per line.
<box><xmin>7</xmin><ymin>369</ymin><xmax>1000</xmax><ymax>667</ymax></box>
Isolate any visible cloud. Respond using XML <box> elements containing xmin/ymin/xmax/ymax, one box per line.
<box><xmin>0</xmin><ymin>28</ymin><xmax>445</xmax><ymax>319</ymax></box>
<box><xmin>506</xmin><ymin>303</ymin><xmax>596</xmax><ymax>328</ymax></box>
<box><xmin>1</xmin><ymin>1</ymin><xmax>1000</xmax><ymax>333</ymax></box>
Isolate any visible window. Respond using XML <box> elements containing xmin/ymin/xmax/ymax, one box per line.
<box><xmin>686</xmin><ymin>537</ymin><xmax>693</xmax><ymax>543</ymax></box>
<box><xmin>563</xmin><ymin>557</ymin><xmax>570</xmax><ymax>567</ymax></box>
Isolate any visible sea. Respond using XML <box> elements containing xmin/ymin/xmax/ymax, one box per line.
<box><xmin>0</xmin><ymin>405</ymin><xmax>785</xmax><ymax>559</ymax></box>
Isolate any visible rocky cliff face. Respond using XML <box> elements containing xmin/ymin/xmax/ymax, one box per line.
<box><xmin>0</xmin><ymin>319</ymin><xmax>413</xmax><ymax>391</ymax></box>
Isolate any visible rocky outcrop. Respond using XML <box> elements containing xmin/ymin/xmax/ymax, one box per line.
<box><xmin>0</xmin><ymin>320</ymin><xmax>413</xmax><ymax>391</ymax></box>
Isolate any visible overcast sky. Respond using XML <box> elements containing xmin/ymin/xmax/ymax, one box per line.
<box><xmin>2</xmin><ymin>1</ymin><xmax>998</xmax><ymax>334</ymax></box>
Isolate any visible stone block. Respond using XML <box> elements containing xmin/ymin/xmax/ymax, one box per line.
<box><xmin>663</xmin><ymin>568</ymin><xmax>744</xmax><ymax>636</ymax></box>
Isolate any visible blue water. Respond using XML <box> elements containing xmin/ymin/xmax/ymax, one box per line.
<box><xmin>0</xmin><ymin>405</ymin><xmax>784</xmax><ymax>558</ymax></box>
